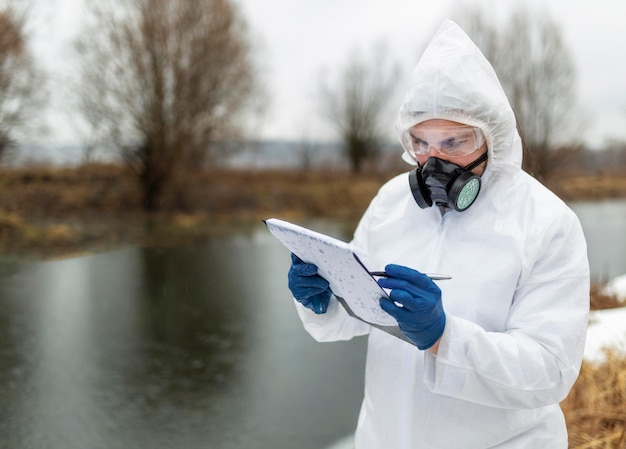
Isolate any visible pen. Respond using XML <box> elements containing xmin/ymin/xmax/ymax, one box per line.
<box><xmin>370</xmin><ymin>271</ymin><xmax>452</xmax><ymax>281</ymax></box>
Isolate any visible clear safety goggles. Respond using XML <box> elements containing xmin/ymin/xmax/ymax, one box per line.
<box><xmin>401</xmin><ymin>125</ymin><xmax>486</xmax><ymax>158</ymax></box>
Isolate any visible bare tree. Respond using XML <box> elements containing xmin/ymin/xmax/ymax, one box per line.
<box><xmin>318</xmin><ymin>44</ymin><xmax>401</xmax><ymax>173</ymax></box>
<box><xmin>75</xmin><ymin>0</ymin><xmax>263</xmax><ymax>210</ymax></box>
<box><xmin>454</xmin><ymin>6</ymin><xmax>583</xmax><ymax>181</ymax></box>
<box><xmin>0</xmin><ymin>2</ymin><xmax>46</xmax><ymax>164</ymax></box>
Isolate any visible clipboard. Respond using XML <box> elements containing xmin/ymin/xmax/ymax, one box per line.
<box><xmin>265</xmin><ymin>218</ymin><xmax>398</xmax><ymax>327</ymax></box>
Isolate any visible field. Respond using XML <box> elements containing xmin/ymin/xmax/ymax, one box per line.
<box><xmin>0</xmin><ymin>164</ymin><xmax>398</xmax><ymax>257</ymax></box>
<box><xmin>1</xmin><ymin>163</ymin><xmax>625</xmax><ymax>258</ymax></box>
<box><xmin>1</xmin><ymin>163</ymin><xmax>626</xmax><ymax>446</ymax></box>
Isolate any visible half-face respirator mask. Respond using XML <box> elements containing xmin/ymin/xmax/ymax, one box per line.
<box><xmin>402</xmin><ymin>123</ymin><xmax>488</xmax><ymax>212</ymax></box>
<box><xmin>409</xmin><ymin>152</ymin><xmax>488</xmax><ymax>212</ymax></box>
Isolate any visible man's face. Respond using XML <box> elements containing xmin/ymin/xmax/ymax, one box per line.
<box><xmin>405</xmin><ymin>119</ymin><xmax>488</xmax><ymax>173</ymax></box>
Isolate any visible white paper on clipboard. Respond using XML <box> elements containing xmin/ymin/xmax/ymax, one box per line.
<box><xmin>265</xmin><ymin>218</ymin><xmax>396</xmax><ymax>327</ymax></box>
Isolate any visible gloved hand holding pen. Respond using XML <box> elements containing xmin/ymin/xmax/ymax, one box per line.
<box><xmin>378</xmin><ymin>264</ymin><xmax>446</xmax><ymax>350</ymax></box>
<box><xmin>287</xmin><ymin>253</ymin><xmax>332</xmax><ymax>314</ymax></box>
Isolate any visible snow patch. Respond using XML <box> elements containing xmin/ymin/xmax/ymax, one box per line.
<box><xmin>602</xmin><ymin>274</ymin><xmax>626</xmax><ymax>301</ymax></box>
<box><xmin>584</xmin><ymin>306</ymin><xmax>626</xmax><ymax>363</ymax></box>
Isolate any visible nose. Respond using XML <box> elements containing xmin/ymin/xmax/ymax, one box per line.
<box><xmin>416</xmin><ymin>148</ymin><xmax>439</xmax><ymax>166</ymax></box>
<box><xmin>416</xmin><ymin>146</ymin><xmax>450</xmax><ymax>165</ymax></box>
<box><xmin>427</xmin><ymin>146</ymin><xmax>439</xmax><ymax>157</ymax></box>
<box><xmin>428</xmin><ymin>145</ymin><xmax>453</xmax><ymax>161</ymax></box>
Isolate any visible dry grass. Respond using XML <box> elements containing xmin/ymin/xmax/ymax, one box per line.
<box><xmin>549</xmin><ymin>173</ymin><xmax>626</xmax><ymax>202</ymax></box>
<box><xmin>564</xmin><ymin>285</ymin><xmax>626</xmax><ymax>448</ymax></box>
<box><xmin>1</xmin><ymin>163</ymin><xmax>624</xmax><ymax>222</ymax></box>
<box><xmin>591</xmin><ymin>283</ymin><xmax>626</xmax><ymax>311</ymax></box>
<box><xmin>0</xmin><ymin>164</ymin><xmax>394</xmax><ymax>257</ymax></box>
<box><xmin>0</xmin><ymin>164</ymin><xmax>394</xmax><ymax>222</ymax></box>
<box><xmin>563</xmin><ymin>349</ymin><xmax>626</xmax><ymax>448</ymax></box>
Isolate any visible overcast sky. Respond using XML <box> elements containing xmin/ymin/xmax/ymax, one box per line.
<box><xmin>29</xmin><ymin>0</ymin><xmax>626</xmax><ymax>148</ymax></box>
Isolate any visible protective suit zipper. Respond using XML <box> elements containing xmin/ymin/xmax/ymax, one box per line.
<box><xmin>427</xmin><ymin>212</ymin><xmax>447</xmax><ymax>273</ymax></box>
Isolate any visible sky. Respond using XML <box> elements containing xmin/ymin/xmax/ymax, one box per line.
<box><xmin>26</xmin><ymin>0</ymin><xmax>626</xmax><ymax>148</ymax></box>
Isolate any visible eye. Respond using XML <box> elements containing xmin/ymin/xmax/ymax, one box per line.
<box><xmin>415</xmin><ymin>137</ymin><xmax>427</xmax><ymax>146</ymax></box>
<box><xmin>440</xmin><ymin>137</ymin><xmax>466</xmax><ymax>150</ymax></box>
<box><xmin>410</xmin><ymin>135</ymin><xmax>429</xmax><ymax>151</ymax></box>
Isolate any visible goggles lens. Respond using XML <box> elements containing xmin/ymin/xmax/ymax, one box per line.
<box><xmin>402</xmin><ymin>125</ymin><xmax>486</xmax><ymax>158</ymax></box>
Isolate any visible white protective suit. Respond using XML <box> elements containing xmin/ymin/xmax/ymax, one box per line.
<box><xmin>294</xmin><ymin>20</ymin><xmax>590</xmax><ymax>449</ymax></box>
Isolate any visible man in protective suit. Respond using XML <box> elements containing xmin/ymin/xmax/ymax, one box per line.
<box><xmin>287</xmin><ymin>20</ymin><xmax>589</xmax><ymax>448</ymax></box>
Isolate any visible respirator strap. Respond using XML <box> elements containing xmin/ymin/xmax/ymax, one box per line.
<box><xmin>462</xmin><ymin>151</ymin><xmax>488</xmax><ymax>171</ymax></box>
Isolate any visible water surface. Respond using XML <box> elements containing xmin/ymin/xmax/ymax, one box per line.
<box><xmin>0</xmin><ymin>224</ymin><xmax>366</xmax><ymax>449</ymax></box>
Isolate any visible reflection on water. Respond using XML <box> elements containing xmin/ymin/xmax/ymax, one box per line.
<box><xmin>0</xmin><ymin>201</ymin><xmax>624</xmax><ymax>448</ymax></box>
<box><xmin>0</xmin><ymin>223</ymin><xmax>366</xmax><ymax>449</ymax></box>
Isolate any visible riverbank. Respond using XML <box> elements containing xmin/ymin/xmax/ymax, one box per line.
<box><xmin>1</xmin><ymin>163</ymin><xmax>625</xmax><ymax>260</ymax></box>
<box><xmin>0</xmin><ymin>164</ymin><xmax>386</xmax><ymax>259</ymax></box>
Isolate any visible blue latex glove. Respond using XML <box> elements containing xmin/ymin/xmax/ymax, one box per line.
<box><xmin>287</xmin><ymin>253</ymin><xmax>331</xmax><ymax>314</ymax></box>
<box><xmin>378</xmin><ymin>264</ymin><xmax>446</xmax><ymax>350</ymax></box>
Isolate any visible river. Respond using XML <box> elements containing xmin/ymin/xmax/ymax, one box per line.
<box><xmin>0</xmin><ymin>200</ymin><xmax>624</xmax><ymax>448</ymax></box>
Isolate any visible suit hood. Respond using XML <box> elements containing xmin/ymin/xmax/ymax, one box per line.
<box><xmin>396</xmin><ymin>20</ymin><xmax>522</xmax><ymax>173</ymax></box>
